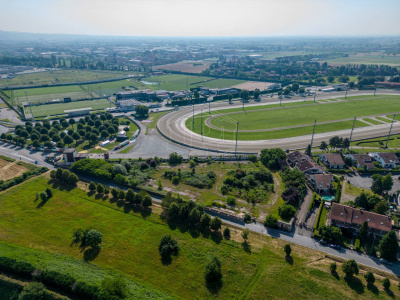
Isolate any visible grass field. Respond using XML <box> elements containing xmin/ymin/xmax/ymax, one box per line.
<box><xmin>326</xmin><ymin>54</ymin><xmax>400</xmax><ymax>66</ymax></box>
<box><xmin>362</xmin><ymin>118</ymin><xmax>384</xmax><ymax>125</ymax></box>
<box><xmin>141</xmin><ymin>74</ymin><xmax>213</xmax><ymax>91</ymax></box>
<box><xmin>0</xmin><ymin>70</ymin><xmax>134</xmax><ymax>87</ymax></box>
<box><xmin>84</xmin><ymin>78</ymin><xmax>151</xmax><ymax>97</ymax></box>
<box><xmin>344</xmin><ymin>182</ymin><xmax>373</xmax><ymax>197</ymax></box>
<box><xmin>153</xmin><ymin>61</ymin><xmax>211</xmax><ymax>74</ymax></box>
<box><xmin>29</xmin><ymin>98</ymin><xmax>113</xmax><ymax>117</ymax></box>
<box><xmin>351</xmin><ymin>134</ymin><xmax>400</xmax><ymax>149</ymax></box>
<box><xmin>209</xmin><ymin>96</ymin><xmax>400</xmax><ymax>131</ymax></box>
<box><xmin>1</xmin><ymin>176</ymin><xmax>398</xmax><ymax>299</ymax></box>
<box><xmin>200</xmin><ymin>78</ymin><xmax>246</xmax><ymax>89</ymax></box>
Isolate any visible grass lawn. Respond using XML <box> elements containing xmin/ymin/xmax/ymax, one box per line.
<box><xmin>344</xmin><ymin>182</ymin><xmax>373</xmax><ymax>197</ymax></box>
<box><xmin>0</xmin><ymin>176</ymin><xmax>398</xmax><ymax>299</ymax></box>
<box><xmin>29</xmin><ymin>98</ymin><xmax>113</xmax><ymax>117</ymax></box>
<box><xmin>119</xmin><ymin>144</ymin><xmax>134</xmax><ymax>154</ymax></box>
<box><xmin>137</xmin><ymin>111</ymin><xmax>168</xmax><ymax>134</ymax></box>
<box><xmin>209</xmin><ymin>96</ymin><xmax>400</xmax><ymax>131</ymax></box>
<box><xmin>317</xmin><ymin>206</ymin><xmax>328</xmax><ymax>229</ymax></box>
<box><xmin>141</xmin><ymin>74</ymin><xmax>212</xmax><ymax>91</ymax></box>
<box><xmin>362</xmin><ymin>118</ymin><xmax>384</xmax><ymax>125</ymax></box>
<box><xmin>86</xmin><ymin>78</ymin><xmax>150</xmax><ymax>97</ymax></box>
<box><xmin>326</xmin><ymin>54</ymin><xmax>400</xmax><ymax>66</ymax></box>
<box><xmin>352</xmin><ymin>135</ymin><xmax>400</xmax><ymax>148</ymax></box>
<box><xmin>375</xmin><ymin>117</ymin><xmax>391</xmax><ymax>123</ymax></box>
<box><xmin>187</xmin><ymin>117</ymin><xmax>368</xmax><ymax>141</ymax></box>
<box><xmin>0</xmin><ymin>70</ymin><xmax>133</xmax><ymax>88</ymax></box>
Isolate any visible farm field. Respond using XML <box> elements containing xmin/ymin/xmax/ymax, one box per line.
<box><xmin>326</xmin><ymin>54</ymin><xmax>400</xmax><ymax>66</ymax></box>
<box><xmin>153</xmin><ymin>61</ymin><xmax>211</xmax><ymax>73</ymax></box>
<box><xmin>209</xmin><ymin>96</ymin><xmax>400</xmax><ymax>131</ymax></box>
<box><xmin>0</xmin><ymin>175</ymin><xmax>398</xmax><ymax>299</ymax></box>
<box><xmin>232</xmin><ymin>81</ymin><xmax>275</xmax><ymax>91</ymax></box>
<box><xmin>142</xmin><ymin>74</ymin><xmax>213</xmax><ymax>91</ymax></box>
<box><xmin>0</xmin><ymin>70</ymin><xmax>134</xmax><ymax>87</ymax></box>
<box><xmin>29</xmin><ymin>98</ymin><xmax>113</xmax><ymax>117</ymax></box>
<box><xmin>0</xmin><ymin>158</ymin><xmax>27</xmax><ymax>181</ymax></box>
<box><xmin>85</xmin><ymin>78</ymin><xmax>151</xmax><ymax>97</ymax></box>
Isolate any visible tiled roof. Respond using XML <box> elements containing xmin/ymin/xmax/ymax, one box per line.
<box><xmin>287</xmin><ymin>151</ymin><xmax>308</xmax><ymax>163</ymax></box>
<box><xmin>378</xmin><ymin>153</ymin><xmax>399</xmax><ymax>165</ymax></box>
<box><xmin>312</xmin><ymin>174</ymin><xmax>334</xmax><ymax>189</ymax></box>
<box><xmin>324</xmin><ymin>153</ymin><xmax>345</xmax><ymax>166</ymax></box>
<box><xmin>296</xmin><ymin>159</ymin><xmax>322</xmax><ymax>173</ymax></box>
<box><xmin>330</xmin><ymin>203</ymin><xmax>392</xmax><ymax>232</ymax></box>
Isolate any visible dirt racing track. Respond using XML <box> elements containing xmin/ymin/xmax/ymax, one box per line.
<box><xmin>157</xmin><ymin>90</ymin><xmax>400</xmax><ymax>154</ymax></box>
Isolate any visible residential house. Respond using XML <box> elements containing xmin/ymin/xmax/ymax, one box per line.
<box><xmin>345</xmin><ymin>154</ymin><xmax>375</xmax><ymax>170</ymax></box>
<box><xmin>287</xmin><ymin>151</ymin><xmax>309</xmax><ymax>166</ymax></box>
<box><xmin>295</xmin><ymin>159</ymin><xmax>323</xmax><ymax>174</ymax></box>
<box><xmin>371</xmin><ymin>152</ymin><xmax>400</xmax><ymax>169</ymax></box>
<box><xmin>329</xmin><ymin>203</ymin><xmax>393</xmax><ymax>236</ymax></box>
<box><xmin>308</xmin><ymin>174</ymin><xmax>334</xmax><ymax>194</ymax></box>
<box><xmin>319</xmin><ymin>153</ymin><xmax>345</xmax><ymax>169</ymax></box>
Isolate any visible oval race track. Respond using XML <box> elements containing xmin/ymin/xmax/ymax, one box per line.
<box><xmin>157</xmin><ymin>90</ymin><xmax>400</xmax><ymax>154</ymax></box>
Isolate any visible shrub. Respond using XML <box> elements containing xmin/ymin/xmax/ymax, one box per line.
<box><xmin>210</xmin><ymin>217</ymin><xmax>222</xmax><ymax>231</ymax></box>
<box><xmin>45</xmin><ymin>188</ymin><xmax>53</xmax><ymax>198</ymax></box>
<box><xmin>330</xmin><ymin>262</ymin><xmax>337</xmax><ymax>273</ymax></box>
<box><xmin>223</xmin><ymin>227</ymin><xmax>231</xmax><ymax>238</ymax></box>
<box><xmin>40</xmin><ymin>269</ymin><xmax>76</xmax><ymax>293</ymax></box>
<box><xmin>19</xmin><ymin>282</ymin><xmax>51</xmax><ymax>300</ymax></box>
<box><xmin>226</xmin><ymin>196</ymin><xmax>236</xmax><ymax>206</ymax></box>
<box><xmin>244</xmin><ymin>214</ymin><xmax>251</xmax><ymax>223</ymax></box>
<box><xmin>100</xmin><ymin>276</ymin><xmax>127</xmax><ymax>299</ymax></box>
<box><xmin>172</xmin><ymin>176</ymin><xmax>180</xmax><ymax>185</ymax></box>
<box><xmin>364</xmin><ymin>271</ymin><xmax>375</xmax><ymax>284</ymax></box>
<box><xmin>74</xmin><ymin>281</ymin><xmax>100</xmax><ymax>300</ymax></box>
<box><xmin>86</xmin><ymin>230</ymin><xmax>103</xmax><ymax>249</ymax></box>
<box><xmin>89</xmin><ymin>182</ymin><xmax>96</xmax><ymax>192</ymax></box>
<box><xmin>383</xmin><ymin>278</ymin><xmax>391</xmax><ymax>289</ymax></box>
<box><xmin>342</xmin><ymin>259</ymin><xmax>359</xmax><ymax>278</ymax></box>
<box><xmin>96</xmin><ymin>184</ymin><xmax>104</xmax><ymax>194</ymax></box>
<box><xmin>114</xmin><ymin>174</ymin><xmax>127</xmax><ymax>185</ymax></box>
<box><xmin>278</xmin><ymin>204</ymin><xmax>296</xmax><ymax>221</ymax></box>
<box><xmin>40</xmin><ymin>191</ymin><xmax>48</xmax><ymax>202</ymax></box>
<box><xmin>248</xmin><ymin>154</ymin><xmax>258</xmax><ymax>163</ymax></box>
<box><xmin>169</xmin><ymin>152</ymin><xmax>183</xmax><ymax>165</ymax></box>
<box><xmin>205</xmin><ymin>256</ymin><xmax>222</xmax><ymax>284</ymax></box>
<box><xmin>284</xmin><ymin>244</ymin><xmax>292</xmax><ymax>256</ymax></box>
<box><xmin>141</xmin><ymin>194</ymin><xmax>153</xmax><ymax>207</ymax></box>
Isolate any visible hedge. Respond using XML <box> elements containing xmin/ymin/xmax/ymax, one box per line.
<box><xmin>308</xmin><ymin>192</ymin><xmax>316</xmax><ymax>211</ymax></box>
<box><xmin>313</xmin><ymin>201</ymin><xmax>325</xmax><ymax>230</ymax></box>
<box><xmin>0</xmin><ymin>167</ymin><xmax>48</xmax><ymax>191</ymax></box>
<box><xmin>0</xmin><ymin>257</ymin><xmax>35</xmax><ymax>279</ymax></box>
<box><xmin>335</xmin><ymin>184</ymin><xmax>342</xmax><ymax>203</ymax></box>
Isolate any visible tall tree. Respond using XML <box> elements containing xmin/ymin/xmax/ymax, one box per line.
<box><xmin>379</xmin><ymin>231</ymin><xmax>399</xmax><ymax>261</ymax></box>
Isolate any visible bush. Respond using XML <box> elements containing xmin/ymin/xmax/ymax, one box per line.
<box><xmin>364</xmin><ymin>271</ymin><xmax>375</xmax><ymax>284</ymax></box>
<box><xmin>169</xmin><ymin>152</ymin><xmax>183</xmax><ymax>165</ymax></box>
<box><xmin>244</xmin><ymin>214</ymin><xmax>251</xmax><ymax>223</ymax></box>
<box><xmin>383</xmin><ymin>277</ymin><xmax>391</xmax><ymax>289</ymax></box>
<box><xmin>205</xmin><ymin>256</ymin><xmax>222</xmax><ymax>284</ymax></box>
<box><xmin>40</xmin><ymin>269</ymin><xmax>76</xmax><ymax>293</ymax></box>
<box><xmin>284</xmin><ymin>244</ymin><xmax>292</xmax><ymax>256</ymax></box>
<box><xmin>226</xmin><ymin>196</ymin><xmax>236</xmax><ymax>206</ymax></box>
<box><xmin>74</xmin><ymin>281</ymin><xmax>100</xmax><ymax>300</ymax></box>
<box><xmin>248</xmin><ymin>154</ymin><xmax>257</xmax><ymax>163</ymax></box>
<box><xmin>330</xmin><ymin>262</ymin><xmax>337</xmax><ymax>273</ymax></box>
<box><xmin>159</xmin><ymin>234</ymin><xmax>179</xmax><ymax>259</ymax></box>
<box><xmin>40</xmin><ymin>191</ymin><xmax>48</xmax><ymax>202</ymax></box>
<box><xmin>100</xmin><ymin>276</ymin><xmax>127</xmax><ymax>299</ymax></box>
<box><xmin>278</xmin><ymin>204</ymin><xmax>296</xmax><ymax>221</ymax></box>
<box><xmin>89</xmin><ymin>182</ymin><xmax>96</xmax><ymax>192</ymax></box>
<box><xmin>342</xmin><ymin>259</ymin><xmax>359</xmax><ymax>278</ymax></box>
<box><xmin>19</xmin><ymin>282</ymin><xmax>52</xmax><ymax>300</ymax></box>
<box><xmin>172</xmin><ymin>176</ymin><xmax>180</xmax><ymax>185</ymax></box>
<box><xmin>223</xmin><ymin>227</ymin><xmax>231</xmax><ymax>238</ymax></box>
<box><xmin>45</xmin><ymin>188</ymin><xmax>53</xmax><ymax>198</ymax></box>
<box><xmin>264</xmin><ymin>215</ymin><xmax>278</xmax><ymax>228</ymax></box>
<box><xmin>86</xmin><ymin>230</ymin><xmax>103</xmax><ymax>249</ymax></box>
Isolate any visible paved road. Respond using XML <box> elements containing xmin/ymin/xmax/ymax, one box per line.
<box><xmin>157</xmin><ymin>90</ymin><xmax>400</xmax><ymax>154</ymax></box>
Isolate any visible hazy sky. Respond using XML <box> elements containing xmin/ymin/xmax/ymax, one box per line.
<box><xmin>1</xmin><ymin>0</ymin><xmax>400</xmax><ymax>36</ymax></box>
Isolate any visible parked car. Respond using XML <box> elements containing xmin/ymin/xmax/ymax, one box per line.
<box><xmin>319</xmin><ymin>240</ymin><xmax>326</xmax><ymax>245</ymax></box>
<box><xmin>380</xmin><ymin>258</ymin><xmax>393</xmax><ymax>265</ymax></box>
<box><xmin>330</xmin><ymin>244</ymin><xmax>341</xmax><ymax>249</ymax></box>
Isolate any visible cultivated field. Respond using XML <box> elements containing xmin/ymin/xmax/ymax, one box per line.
<box><xmin>29</xmin><ymin>98</ymin><xmax>113</xmax><ymax>117</ymax></box>
<box><xmin>326</xmin><ymin>53</ymin><xmax>400</xmax><ymax>66</ymax></box>
<box><xmin>0</xmin><ymin>70</ymin><xmax>134</xmax><ymax>87</ymax></box>
<box><xmin>153</xmin><ymin>61</ymin><xmax>211</xmax><ymax>73</ymax></box>
<box><xmin>186</xmin><ymin>95</ymin><xmax>400</xmax><ymax>140</ymax></box>
<box><xmin>232</xmin><ymin>81</ymin><xmax>275</xmax><ymax>91</ymax></box>
<box><xmin>0</xmin><ymin>158</ymin><xmax>27</xmax><ymax>181</ymax></box>
<box><xmin>0</xmin><ymin>176</ymin><xmax>398</xmax><ymax>299</ymax></box>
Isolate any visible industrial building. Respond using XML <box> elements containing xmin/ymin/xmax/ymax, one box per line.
<box><xmin>116</xmin><ymin>89</ymin><xmax>157</xmax><ymax>101</ymax></box>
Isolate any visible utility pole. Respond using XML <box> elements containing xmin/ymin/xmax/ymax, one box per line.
<box><xmin>349</xmin><ymin>116</ymin><xmax>357</xmax><ymax>146</ymax></box>
<box><xmin>192</xmin><ymin>102</ymin><xmax>195</xmax><ymax>130</ymax></box>
<box><xmin>345</xmin><ymin>89</ymin><xmax>348</xmax><ymax>99</ymax></box>
<box><xmin>201</xmin><ymin>109</ymin><xmax>203</xmax><ymax>141</ymax></box>
<box><xmin>310</xmin><ymin>119</ymin><xmax>316</xmax><ymax>151</ymax></box>
<box><xmin>280</xmin><ymin>97</ymin><xmax>282</xmax><ymax>106</ymax></box>
<box><xmin>374</xmin><ymin>88</ymin><xmax>377</xmax><ymax>96</ymax></box>
<box><xmin>385</xmin><ymin>114</ymin><xmax>396</xmax><ymax>148</ymax></box>
<box><xmin>313</xmin><ymin>86</ymin><xmax>317</xmax><ymax>103</ymax></box>
<box><xmin>242</xmin><ymin>99</ymin><xmax>244</xmax><ymax>110</ymax></box>
<box><xmin>235</xmin><ymin>122</ymin><xmax>239</xmax><ymax>158</ymax></box>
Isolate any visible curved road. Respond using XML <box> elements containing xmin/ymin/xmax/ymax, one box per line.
<box><xmin>157</xmin><ymin>90</ymin><xmax>400</xmax><ymax>153</ymax></box>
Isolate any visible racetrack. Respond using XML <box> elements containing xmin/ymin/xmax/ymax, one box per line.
<box><xmin>157</xmin><ymin>89</ymin><xmax>400</xmax><ymax>154</ymax></box>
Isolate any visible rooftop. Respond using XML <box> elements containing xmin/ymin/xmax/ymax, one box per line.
<box><xmin>323</xmin><ymin>153</ymin><xmax>345</xmax><ymax>166</ymax></box>
<box><xmin>64</xmin><ymin>108</ymin><xmax>92</xmax><ymax>113</ymax></box>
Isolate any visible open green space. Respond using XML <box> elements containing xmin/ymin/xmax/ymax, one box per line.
<box><xmin>0</xmin><ymin>175</ymin><xmax>398</xmax><ymax>299</ymax></box>
<box><xmin>142</xmin><ymin>74</ymin><xmax>212</xmax><ymax>91</ymax></box>
<box><xmin>375</xmin><ymin>117</ymin><xmax>391</xmax><ymax>123</ymax></box>
<box><xmin>326</xmin><ymin>54</ymin><xmax>400</xmax><ymax>66</ymax></box>
<box><xmin>29</xmin><ymin>98</ymin><xmax>113</xmax><ymax>117</ymax></box>
<box><xmin>0</xmin><ymin>70</ymin><xmax>134</xmax><ymax>87</ymax></box>
<box><xmin>387</xmin><ymin>114</ymin><xmax>400</xmax><ymax>122</ymax></box>
<box><xmin>209</xmin><ymin>96</ymin><xmax>400</xmax><ymax>131</ymax></box>
<box><xmin>351</xmin><ymin>134</ymin><xmax>400</xmax><ymax>149</ymax></box>
<box><xmin>85</xmin><ymin>78</ymin><xmax>151</xmax><ymax>97</ymax></box>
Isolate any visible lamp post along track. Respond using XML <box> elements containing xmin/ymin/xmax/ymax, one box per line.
<box><xmin>386</xmin><ymin>114</ymin><xmax>396</xmax><ymax>148</ymax></box>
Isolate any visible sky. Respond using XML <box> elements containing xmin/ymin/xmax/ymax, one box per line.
<box><xmin>1</xmin><ymin>0</ymin><xmax>400</xmax><ymax>37</ymax></box>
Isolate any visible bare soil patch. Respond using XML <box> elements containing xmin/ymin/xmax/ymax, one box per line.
<box><xmin>153</xmin><ymin>61</ymin><xmax>211</xmax><ymax>73</ymax></box>
<box><xmin>0</xmin><ymin>159</ymin><xmax>28</xmax><ymax>181</ymax></box>
<box><xmin>232</xmin><ymin>81</ymin><xmax>275</xmax><ymax>91</ymax></box>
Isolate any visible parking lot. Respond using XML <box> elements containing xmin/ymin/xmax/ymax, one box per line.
<box><xmin>346</xmin><ymin>173</ymin><xmax>400</xmax><ymax>194</ymax></box>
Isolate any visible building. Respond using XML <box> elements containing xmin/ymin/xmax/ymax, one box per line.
<box><xmin>333</xmin><ymin>84</ymin><xmax>348</xmax><ymax>91</ymax></box>
<box><xmin>345</xmin><ymin>154</ymin><xmax>375</xmax><ymax>170</ymax></box>
<box><xmin>64</xmin><ymin>108</ymin><xmax>91</xmax><ymax>117</ymax></box>
<box><xmin>375</xmin><ymin>82</ymin><xmax>400</xmax><ymax>89</ymax></box>
<box><xmin>75</xmin><ymin>153</ymin><xmax>89</xmax><ymax>161</ymax></box>
<box><xmin>295</xmin><ymin>159</ymin><xmax>323</xmax><ymax>174</ymax></box>
<box><xmin>308</xmin><ymin>174</ymin><xmax>334</xmax><ymax>194</ymax></box>
<box><xmin>329</xmin><ymin>203</ymin><xmax>393</xmax><ymax>236</ymax></box>
<box><xmin>63</xmin><ymin>148</ymin><xmax>76</xmax><ymax>164</ymax></box>
<box><xmin>116</xmin><ymin>99</ymin><xmax>141</xmax><ymax>111</ymax></box>
<box><xmin>267</xmin><ymin>83</ymin><xmax>282</xmax><ymax>90</ymax></box>
<box><xmin>319</xmin><ymin>153</ymin><xmax>345</xmax><ymax>169</ymax></box>
<box><xmin>287</xmin><ymin>151</ymin><xmax>309</xmax><ymax>166</ymax></box>
<box><xmin>116</xmin><ymin>90</ymin><xmax>157</xmax><ymax>101</ymax></box>
<box><xmin>117</xmin><ymin>130</ymin><xmax>127</xmax><ymax>141</ymax></box>
<box><xmin>371</xmin><ymin>152</ymin><xmax>400</xmax><ymax>169</ymax></box>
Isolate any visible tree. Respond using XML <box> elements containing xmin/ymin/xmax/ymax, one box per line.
<box><xmin>264</xmin><ymin>215</ymin><xmax>278</xmax><ymax>228</ymax></box>
<box><xmin>358</xmin><ymin>221</ymin><xmax>369</xmax><ymax>243</ymax></box>
<box><xmin>210</xmin><ymin>217</ymin><xmax>222</xmax><ymax>231</ymax></box>
<box><xmin>50</xmin><ymin>170</ymin><xmax>56</xmax><ymax>180</ymax></box>
<box><xmin>278</xmin><ymin>204</ymin><xmax>296</xmax><ymax>221</ymax></box>
<box><xmin>189</xmin><ymin>160</ymin><xmax>196</xmax><ymax>169</ymax></box>
<box><xmin>89</xmin><ymin>182</ymin><xmax>96</xmax><ymax>192</ymax></box>
<box><xmin>253</xmin><ymin>89</ymin><xmax>260</xmax><ymax>99</ymax></box>
<box><xmin>86</xmin><ymin>229</ymin><xmax>102</xmax><ymax>249</ymax></box>
<box><xmin>45</xmin><ymin>188</ymin><xmax>53</xmax><ymax>199</ymax></box>
<box><xmin>223</xmin><ymin>227</ymin><xmax>230</xmax><ymax>238</ymax></box>
<box><xmin>169</xmin><ymin>152</ymin><xmax>183</xmax><ymax>165</ymax></box>
<box><xmin>111</xmin><ymin>188</ymin><xmax>118</xmax><ymax>199</ymax></box>
<box><xmin>117</xmin><ymin>190</ymin><xmax>126</xmax><ymax>200</ymax></box>
<box><xmin>103</xmin><ymin>186</ymin><xmax>109</xmax><ymax>195</ymax></box>
<box><xmin>342</xmin><ymin>259</ymin><xmax>359</xmax><ymax>278</ymax></box>
<box><xmin>96</xmin><ymin>184</ymin><xmax>104</xmax><ymax>194</ymax></box>
<box><xmin>364</xmin><ymin>271</ymin><xmax>375</xmax><ymax>285</ymax></box>
<box><xmin>284</xmin><ymin>244</ymin><xmax>292</xmax><ymax>256</ymax></box>
<box><xmin>68</xmin><ymin>173</ymin><xmax>79</xmax><ymax>186</ymax></box>
<box><xmin>320</xmin><ymin>141</ymin><xmax>328</xmax><ymax>150</ymax></box>
<box><xmin>260</xmin><ymin>148</ymin><xmax>286</xmax><ymax>169</ymax></box>
<box><xmin>283</xmin><ymin>88</ymin><xmax>290</xmax><ymax>95</ymax></box>
<box><xmin>89</xmin><ymin>133</ymin><xmax>98</xmax><ymax>143</ymax></box>
<box><xmin>382</xmin><ymin>174</ymin><xmax>393</xmax><ymax>192</ymax></box>
<box><xmin>239</xmin><ymin>89</ymin><xmax>249</xmax><ymax>100</ymax></box>
<box><xmin>305</xmin><ymin>144</ymin><xmax>311</xmax><ymax>156</ymax></box>
<box><xmin>327</xmin><ymin>75</ymin><xmax>335</xmax><ymax>83</ymax></box>
<box><xmin>125</xmin><ymin>188</ymin><xmax>135</xmax><ymax>203</ymax></box>
<box><xmin>205</xmin><ymin>256</ymin><xmax>222</xmax><ymax>284</ymax></box>
<box><xmin>159</xmin><ymin>234</ymin><xmax>179</xmax><ymax>259</ymax></box>
<box><xmin>383</xmin><ymin>278</ymin><xmax>391</xmax><ymax>289</ymax></box>
<box><xmin>355</xmin><ymin>191</ymin><xmax>369</xmax><ymax>209</ymax></box>
<box><xmin>141</xmin><ymin>194</ymin><xmax>152</xmax><ymax>207</ymax></box>
<box><xmin>330</xmin><ymin>262</ymin><xmax>337</xmax><ymax>273</ymax></box>
<box><xmin>379</xmin><ymin>231</ymin><xmax>399</xmax><ymax>261</ymax></box>
<box><xmin>56</xmin><ymin>168</ymin><xmax>63</xmax><ymax>180</ymax></box>
<box><xmin>63</xmin><ymin>135</ymin><xmax>73</xmax><ymax>146</ymax></box>
<box><xmin>291</xmin><ymin>83</ymin><xmax>299</xmax><ymax>93</ymax></box>
<box><xmin>371</xmin><ymin>174</ymin><xmax>384</xmax><ymax>195</ymax></box>
<box><xmin>72</xmin><ymin>131</ymin><xmax>80</xmax><ymax>142</ymax></box>
<box><xmin>241</xmin><ymin>228</ymin><xmax>250</xmax><ymax>242</ymax></box>
<box><xmin>40</xmin><ymin>191</ymin><xmax>48</xmax><ymax>202</ymax></box>
<box><xmin>374</xmin><ymin>200</ymin><xmax>389</xmax><ymax>214</ymax></box>
<box><xmin>135</xmin><ymin>105</ymin><xmax>149</xmax><ymax>117</ymax></box>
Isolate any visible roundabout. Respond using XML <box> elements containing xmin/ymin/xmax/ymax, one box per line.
<box><xmin>157</xmin><ymin>90</ymin><xmax>400</xmax><ymax>154</ymax></box>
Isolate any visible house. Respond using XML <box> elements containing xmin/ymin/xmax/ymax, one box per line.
<box><xmin>329</xmin><ymin>203</ymin><xmax>393</xmax><ymax>236</ymax></box>
<box><xmin>371</xmin><ymin>152</ymin><xmax>400</xmax><ymax>169</ymax></box>
<box><xmin>295</xmin><ymin>159</ymin><xmax>323</xmax><ymax>174</ymax></box>
<box><xmin>319</xmin><ymin>153</ymin><xmax>345</xmax><ymax>169</ymax></box>
<box><xmin>287</xmin><ymin>151</ymin><xmax>309</xmax><ymax>166</ymax></box>
<box><xmin>374</xmin><ymin>82</ymin><xmax>400</xmax><ymax>89</ymax></box>
<box><xmin>345</xmin><ymin>154</ymin><xmax>375</xmax><ymax>170</ymax></box>
<box><xmin>63</xmin><ymin>148</ymin><xmax>77</xmax><ymax>164</ymax></box>
<box><xmin>74</xmin><ymin>153</ymin><xmax>89</xmax><ymax>161</ymax></box>
<box><xmin>308</xmin><ymin>174</ymin><xmax>334</xmax><ymax>194</ymax></box>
